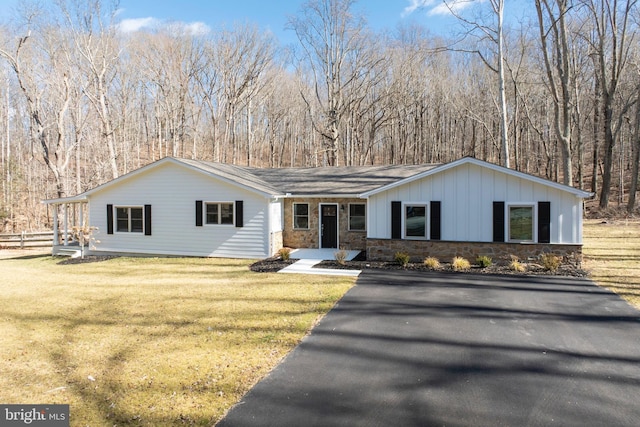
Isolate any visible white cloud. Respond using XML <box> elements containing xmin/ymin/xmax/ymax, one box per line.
<box><xmin>402</xmin><ymin>0</ymin><xmax>436</xmax><ymax>18</ymax></box>
<box><xmin>181</xmin><ymin>22</ymin><xmax>211</xmax><ymax>36</ymax></box>
<box><xmin>117</xmin><ymin>17</ymin><xmax>159</xmax><ymax>33</ymax></box>
<box><xmin>402</xmin><ymin>0</ymin><xmax>481</xmax><ymax>18</ymax></box>
<box><xmin>117</xmin><ymin>17</ymin><xmax>210</xmax><ymax>36</ymax></box>
<box><xmin>428</xmin><ymin>0</ymin><xmax>479</xmax><ymax>16</ymax></box>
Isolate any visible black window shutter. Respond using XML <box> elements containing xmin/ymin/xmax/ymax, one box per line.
<box><xmin>391</xmin><ymin>201</ymin><xmax>402</xmax><ymax>239</ymax></box>
<box><xmin>538</xmin><ymin>201</ymin><xmax>551</xmax><ymax>243</ymax></box>
<box><xmin>493</xmin><ymin>201</ymin><xmax>505</xmax><ymax>242</ymax></box>
<box><xmin>430</xmin><ymin>201</ymin><xmax>441</xmax><ymax>240</ymax></box>
<box><xmin>195</xmin><ymin>200</ymin><xmax>203</xmax><ymax>226</ymax></box>
<box><xmin>144</xmin><ymin>205</ymin><xmax>152</xmax><ymax>236</ymax></box>
<box><xmin>107</xmin><ymin>204</ymin><xmax>114</xmax><ymax>234</ymax></box>
<box><xmin>235</xmin><ymin>200</ymin><xmax>244</xmax><ymax>227</ymax></box>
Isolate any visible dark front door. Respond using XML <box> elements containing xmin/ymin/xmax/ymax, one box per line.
<box><xmin>321</xmin><ymin>204</ymin><xmax>338</xmax><ymax>249</ymax></box>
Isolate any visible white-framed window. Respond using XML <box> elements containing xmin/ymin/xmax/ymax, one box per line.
<box><xmin>293</xmin><ymin>203</ymin><xmax>309</xmax><ymax>229</ymax></box>
<box><xmin>116</xmin><ymin>206</ymin><xmax>144</xmax><ymax>233</ymax></box>
<box><xmin>508</xmin><ymin>204</ymin><xmax>535</xmax><ymax>242</ymax></box>
<box><xmin>349</xmin><ymin>203</ymin><xmax>366</xmax><ymax>231</ymax></box>
<box><xmin>405</xmin><ymin>204</ymin><xmax>427</xmax><ymax>238</ymax></box>
<box><xmin>206</xmin><ymin>202</ymin><xmax>234</xmax><ymax>225</ymax></box>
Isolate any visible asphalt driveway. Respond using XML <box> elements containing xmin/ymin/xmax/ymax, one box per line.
<box><xmin>218</xmin><ymin>270</ymin><xmax>640</xmax><ymax>427</ymax></box>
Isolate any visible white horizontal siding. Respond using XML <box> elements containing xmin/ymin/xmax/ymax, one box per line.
<box><xmin>367</xmin><ymin>162</ymin><xmax>584</xmax><ymax>244</ymax></box>
<box><xmin>88</xmin><ymin>161</ymin><xmax>270</xmax><ymax>258</ymax></box>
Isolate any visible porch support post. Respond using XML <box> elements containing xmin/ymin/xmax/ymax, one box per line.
<box><xmin>63</xmin><ymin>203</ymin><xmax>69</xmax><ymax>246</ymax></box>
<box><xmin>52</xmin><ymin>205</ymin><xmax>59</xmax><ymax>246</ymax></box>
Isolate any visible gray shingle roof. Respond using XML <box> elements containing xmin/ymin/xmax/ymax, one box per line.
<box><xmin>178</xmin><ymin>159</ymin><xmax>440</xmax><ymax>196</ymax></box>
<box><xmin>177</xmin><ymin>159</ymin><xmax>283</xmax><ymax>195</ymax></box>
<box><xmin>249</xmin><ymin>164</ymin><xmax>439</xmax><ymax>195</ymax></box>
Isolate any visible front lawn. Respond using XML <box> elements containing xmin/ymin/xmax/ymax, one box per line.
<box><xmin>0</xmin><ymin>255</ymin><xmax>355</xmax><ymax>426</ymax></box>
<box><xmin>583</xmin><ymin>219</ymin><xmax>640</xmax><ymax>309</ymax></box>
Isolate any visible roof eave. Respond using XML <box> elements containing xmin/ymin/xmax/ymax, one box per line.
<box><xmin>42</xmin><ymin>195</ymin><xmax>89</xmax><ymax>204</ymax></box>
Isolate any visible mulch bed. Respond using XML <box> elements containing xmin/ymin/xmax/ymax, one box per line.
<box><xmin>249</xmin><ymin>256</ymin><xmax>297</xmax><ymax>273</ymax></box>
<box><xmin>55</xmin><ymin>253</ymin><xmax>588</xmax><ymax>277</ymax></box>
<box><xmin>315</xmin><ymin>260</ymin><xmax>589</xmax><ymax>277</ymax></box>
<box><xmin>251</xmin><ymin>252</ymin><xmax>589</xmax><ymax>277</ymax></box>
<box><xmin>57</xmin><ymin>255</ymin><xmax>119</xmax><ymax>265</ymax></box>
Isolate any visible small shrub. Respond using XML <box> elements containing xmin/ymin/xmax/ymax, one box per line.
<box><xmin>541</xmin><ymin>253</ymin><xmax>561</xmax><ymax>271</ymax></box>
<box><xmin>476</xmin><ymin>255</ymin><xmax>492</xmax><ymax>268</ymax></box>
<box><xmin>423</xmin><ymin>256</ymin><xmax>441</xmax><ymax>270</ymax></box>
<box><xmin>278</xmin><ymin>247</ymin><xmax>291</xmax><ymax>261</ymax></box>
<box><xmin>394</xmin><ymin>252</ymin><xmax>410</xmax><ymax>267</ymax></box>
<box><xmin>509</xmin><ymin>256</ymin><xmax>526</xmax><ymax>272</ymax></box>
<box><xmin>334</xmin><ymin>249</ymin><xmax>348</xmax><ymax>266</ymax></box>
<box><xmin>452</xmin><ymin>256</ymin><xmax>471</xmax><ymax>271</ymax></box>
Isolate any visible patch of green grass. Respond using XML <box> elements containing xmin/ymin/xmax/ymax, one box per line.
<box><xmin>583</xmin><ymin>219</ymin><xmax>640</xmax><ymax>309</ymax></box>
<box><xmin>475</xmin><ymin>255</ymin><xmax>492</xmax><ymax>268</ymax></box>
<box><xmin>394</xmin><ymin>252</ymin><xmax>410</xmax><ymax>267</ymax></box>
<box><xmin>0</xmin><ymin>255</ymin><xmax>355</xmax><ymax>426</ymax></box>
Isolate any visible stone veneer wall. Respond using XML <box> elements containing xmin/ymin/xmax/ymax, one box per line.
<box><xmin>367</xmin><ymin>239</ymin><xmax>583</xmax><ymax>266</ymax></box>
<box><xmin>282</xmin><ymin>198</ymin><xmax>367</xmax><ymax>251</ymax></box>
<box><xmin>271</xmin><ymin>231</ymin><xmax>283</xmax><ymax>256</ymax></box>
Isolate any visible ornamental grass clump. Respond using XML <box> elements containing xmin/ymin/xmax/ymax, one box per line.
<box><xmin>476</xmin><ymin>255</ymin><xmax>492</xmax><ymax>268</ymax></box>
<box><xmin>452</xmin><ymin>256</ymin><xmax>471</xmax><ymax>271</ymax></box>
<box><xmin>278</xmin><ymin>247</ymin><xmax>291</xmax><ymax>261</ymax></box>
<box><xmin>334</xmin><ymin>249</ymin><xmax>348</xmax><ymax>266</ymax></box>
<box><xmin>509</xmin><ymin>255</ymin><xmax>526</xmax><ymax>272</ymax></box>
<box><xmin>423</xmin><ymin>256</ymin><xmax>441</xmax><ymax>270</ymax></box>
<box><xmin>541</xmin><ymin>253</ymin><xmax>561</xmax><ymax>272</ymax></box>
<box><xmin>394</xmin><ymin>252</ymin><xmax>410</xmax><ymax>267</ymax></box>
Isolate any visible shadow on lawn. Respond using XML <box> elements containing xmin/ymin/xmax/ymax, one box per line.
<box><xmin>8</xmin><ymin>288</ymin><xmax>333</xmax><ymax>425</ymax></box>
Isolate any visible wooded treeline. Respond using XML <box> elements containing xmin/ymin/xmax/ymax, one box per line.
<box><xmin>1</xmin><ymin>0</ymin><xmax>639</xmax><ymax>231</ymax></box>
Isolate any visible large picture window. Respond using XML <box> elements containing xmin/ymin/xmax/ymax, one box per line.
<box><xmin>509</xmin><ymin>205</ymin><xmax>534</xmax><ymax>241</ymax></box>
<box><xmin>349</xmin><ymin>203</ymin><xmax>366</xmax><ymax>231</ymax></box>
<box><xmin>206</xmin><ymin>202</ymin><xmax>234</xmax><ymax>225</ymax></box>
<box><xmin>116</xmin><ymin>207</ymin><xmax>143</xmax><ymax>233</ymax></box>
<box><xmin>293</xmin><ymin>203</ymin><xmax>309</xmax><ymax>229</ymax></box>
<box><xmin>405</xmin><ymin>204</ymin><xmax>427</xmax><ymax>238</ymax></box>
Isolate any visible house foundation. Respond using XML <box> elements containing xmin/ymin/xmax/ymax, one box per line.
<box><xmin>366</xmin><ymin>239</ymin><xmax>583</xmax><ymax>266</ymax></box>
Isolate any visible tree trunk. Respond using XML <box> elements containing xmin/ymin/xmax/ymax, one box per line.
<box><xmin>627</xmin><ymin>92</ymin><xmax>640</xmax><ymax>213</ymax></box>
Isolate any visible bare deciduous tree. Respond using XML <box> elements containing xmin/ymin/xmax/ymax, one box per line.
<box><xmin>535</xmin><ymin>0</ymin><xmax>574</xmax><ymax>186</ymax></box>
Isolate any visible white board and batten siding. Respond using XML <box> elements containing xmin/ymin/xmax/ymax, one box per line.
<box><xmin>366</xmin><ymin>161</ymin><xmax>586</xmax><ymax>244</ymax></box>
<box><xmin>89</xmin><ymin>161</ymin><xmax>272</xmax><ymax>258</ymax></box>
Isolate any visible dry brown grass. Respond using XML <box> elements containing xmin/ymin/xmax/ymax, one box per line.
<box><xmin>0</xmin><ymin>255</ymin><xmax>355</xmax><ymax>426</ymax></box>
<box><xmin>583</xmin><ymin>219</ymin><xmax>640</xmax><ymax>309</ymax></box>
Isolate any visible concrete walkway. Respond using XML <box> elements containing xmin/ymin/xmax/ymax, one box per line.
<box><xmin>278</xmin><ymin>248</ymin><xmax>361</xmax><ymax>277</ymax></box>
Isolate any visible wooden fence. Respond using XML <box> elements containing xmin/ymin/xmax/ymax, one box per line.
<box><xmin>0</xmin><ymin>231</ymin><xmax>57</xmax><ymax>248</ymax></box>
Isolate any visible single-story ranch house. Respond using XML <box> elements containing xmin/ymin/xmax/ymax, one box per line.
<box><xmin>45</xmin><ymin>156</ymin><xmax>593</xmax><ymax>263</ymax></box>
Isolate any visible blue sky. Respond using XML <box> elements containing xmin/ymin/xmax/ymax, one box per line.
<box><xmin>114</xmin><ymin>0</ymin><xmax>463</xmax><ymax>44</ymax></box>
<box><xmin>0</xmin><ymin>1</ymin><xmax>500</xmax><ymax>45</ymax></box>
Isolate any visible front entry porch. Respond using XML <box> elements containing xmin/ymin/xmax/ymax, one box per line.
<box><xmin>45</xmin><ymin>197</ymin><xmax>89</xmax><ymax>257</ymax></box>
